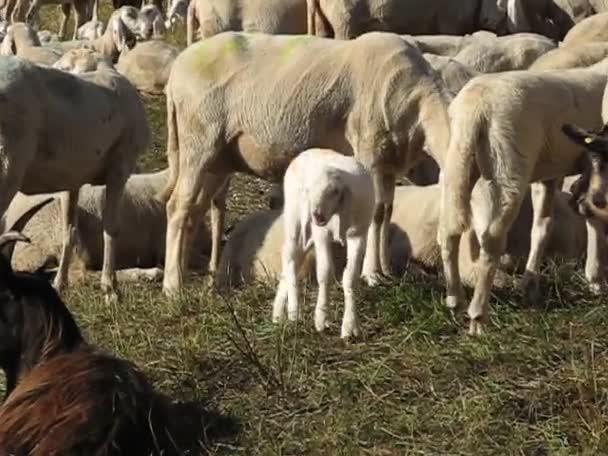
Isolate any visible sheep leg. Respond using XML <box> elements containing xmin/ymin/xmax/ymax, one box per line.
<box><xmin>185</xmin><ymin>0</ymin><xmax>197</xmax><ymax>45</ymax></box>
<box><xmin>272</xmin><ymin>236</ymin><xmax>303</xmax><ymax>323</ymax></box>
<box><xmin>585</xmin><ymin>217</ymin><xmax>607</xmax><ymax>294</ymax></box>
<box><xmin>521</xmin><ymin>180</ymin><xmax>557</xmax><ymax>304</ymax></box>
<box><xmin>313</xmin><ymin>226</ymin><xmax>334</xmax><ymax>332</ymax></box>
<box><xmin>72</xmin><ymin>1</ymin><xmax>88</xmax><ymax>39</ymax></box>
<box><xmin>53</xmin><ymin>190</ymin><xmax>79</xmax><ymax>293</ymax></box>
<box><xmin>10</xmin><ymin>0</ymin><xmax>28</xmax><ymax>22</ymax></box>
<box><xmin>379</xmin><ymin>172</ymin><xmax>395</xmax><ymax>277</ymax></box>
<box><xmin>361</xmin><ymin>171</ymin><xmax>389</xmax><ymax>286</ymax></box>
<box><xmin>341</xmin><ymin>233</ymin><xmax>366</xmax><ymax>339</ymax></box>
<box><xmin>164</xmin><ymin>171</ymin><xmax>224</xmax><ymax>295</ymax></box>
<box><xmin>24</xmin><ymin>0</ymin><xmax>41</xmax><ymax>26</ymax></box>
<box><xmin>208</xmin><ymin>177</ymin><xmax>229</xmax><ymax>275</ymax></box>
<box><xmin>58</xmin><ymin>3</ymin><xmax>71</xmax><ymax>39</ymax></box>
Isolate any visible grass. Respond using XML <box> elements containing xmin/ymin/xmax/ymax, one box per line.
<box><xmin>17</xmin><ymin>9</ymin><xmax>608</xmax><ymax>455</ymax></box>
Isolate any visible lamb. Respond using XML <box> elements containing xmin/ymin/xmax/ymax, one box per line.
<box><xmin>160</xmin><ymin>32</ymin><xmax>451</xmax><ymax>295</ymax></box>
<box><xmin>271</xmin><ymin>149</ymin><xmax>374</xmax><ymax>339</ymax></box>
<box><xmin>439</xmin><ymin>60</ymin><xmax>608</xmax><ymax>335</ymax></box>
<box><xmin>451</xmin><ymin>33</ymin><xmax>557</xmax><ymax>73</ymax></box>
<box><xmin>186</xmin><ymin>0</ymin><xmax>306</xmax><ymax>45</ymax></box>
<box><xmin>530</xmin><ymin>41</ymin><xmax>608</xmax><ymax>71</ymax></box>
<box><xmin>115</xmin><ymin>39</ymin><xmax>180</xmax><ymax>94</ymax></box>
<box><xmin>0</xmin><ymin>231</ymin><xmax>235</xmax><ymax>454</ymax></box>
<box><xmin>0</xmin><ymin>55</ymin><xmax>150</xmax><ymax>302</ymax></box>
<box><xmin>216</xmin><ymin>182</ymin><xmax>586</xmax><ymax>290</ymax></box>
<box><xmin>562</xmin><ymin>11</ymin><xmax>608</xmax><ymax>46</ymax></box>
<box><xmin>0</xmin><ymin>22</ymin><xmax>63</xmax><ymax>66</ymax></box>
<box><xmin>52</xmin><ymin>47</ymin><xmax>111</xmax><ymax>73</ymax></box>
<box><xmin>1</xmin><ymin>170</ymin><xmax>211</xmax><ymax>282</ymax></box>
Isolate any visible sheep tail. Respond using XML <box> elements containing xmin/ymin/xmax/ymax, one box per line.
<box><xmin>157</xmin><ymin>88</ymin><xmax>179</xmax><ymax>204</ymax></box>
<box><xmin>441</xmin><ymin>102</ymin><xmax>486</xmax><ymax>236</ymax></box>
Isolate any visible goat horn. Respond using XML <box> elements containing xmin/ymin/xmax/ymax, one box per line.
<box><xmin>1</xmin><ymin>197</ymin><xmax>53</xmax><ymax>262</ymax></box>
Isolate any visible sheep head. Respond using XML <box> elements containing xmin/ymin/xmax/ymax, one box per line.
<box><xmin>308</xmin><ymin>170</ymin><xmax>351</xmax><ymax>228</ymax></box>
<box><xmin>563</xmin><ymin>123</ymin><xmax>608</xmax><ymax>218</ymax></box>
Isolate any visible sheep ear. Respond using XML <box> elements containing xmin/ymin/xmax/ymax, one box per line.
<box><xmin>111</xmin><ymin>16</ymin><xmax>128</xmax><ymax>52</ymax></box>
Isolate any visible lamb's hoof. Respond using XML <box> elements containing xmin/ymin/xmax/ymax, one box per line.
<box><xmin>589</xmin><ymin>281</ymin><xmax>605</xmax><ymax>296</ymax></box>
<box><xmin>314</xmin><ymin>313</ymin><xmax>330</xmax><ymax>333</ymax></box>
<box><xmin>445</xmin><ymin>294</ymin><xmax>462</xmax><ymax>310</ymax></box>
<box><xmin>361</xmin><ymin>272</ymin><xmax>384</xmax><ymax>287</ymax></box>
<box><xmin>340</xmin><ymin>320</ymin><xmax>361</xmax><ymax>340</ymax></box>
<box><xmin>163</xmin><ymin>285</ymin><xmax>180</xmax><ymax>298</ymax></box>
<box><xmin>287</xmin><ymin>310</ymin><xmax>299</xmax><ymax>322</ymax></box>
<box><xmin>272</xmin><ymin>307</ymin><xmax>286</xmax><ymax>324</ymax></box>
<box><xmin>104</xmin><ymin>290</ymin><xmax>120</xmax><ymax>305</ymax></box>
<box><xmin>468</xmin><ymin>318</ymin><xmax>483</xmax><ymax>337</ymax></box>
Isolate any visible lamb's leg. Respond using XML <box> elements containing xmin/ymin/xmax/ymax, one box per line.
<box><xmin>341</xmin><ymin>233</ymin><xmax>366</xmax><ymax>339</ymax></box>
<box><xmin>361</xmin><ymin>171</ymin><xmax>390</xmax><ymax>286</ymax></box>
<box><xmin>468</xmin><ymin>182</ymin><xmax>523</xmax><ymax>335</ymax></box>
<box><xmin>379</xmin><ymin>172</ymin><xmax>395</xmax><ymax>277</ymax></box>
<box><xmin>53</xmin><ymin>190</ymin><xmax>79</xmax><ymax>293</ymax></box>
<box><xmin>72</xmin><ymin>1</ymin><xmax>88</xmax><ymax>39</ymax></box>
<box><xmin>585</xmin><ymin>216</ymin><xmax>607</xmax><ymax>294</ymax></box>
<box><xmin>24</xmin><ymin>0</ymin><xmax>41</xmax><ymax>26</ymax></box>
<box><xmin>208</xmin><ymin>177</ymin><xmax>229</xmax><ymax>275</ymax></box>
<box><xmin>164</xmin><ymin>170</ymin><xmax>225</xmax><ymax>295</ymax></box>
<box><xmin>101</xmin><ymin>172</ymin><xmax>129</xmax><ymax>304</ymax></box>
<box><xmin>521</xmin><ymin>180</ymin><xmax>557</xmax><ymax>303</ymax></box>
<box><xmin>313</xmin><ymin>226</ymin><xmax>334</xmax><ymax>332</ymax></box>
<box><xmin>58</xmin><ymin>3</ymin><xmax>71</xmax><ymax>39</ymax></box>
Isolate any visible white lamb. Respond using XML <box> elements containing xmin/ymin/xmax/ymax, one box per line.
<box><xmin>271</xmin><ymin>149</ymin><xmax>374</xmax><ymax>340</ymax></box>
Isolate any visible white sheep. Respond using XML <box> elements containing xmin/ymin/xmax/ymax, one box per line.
<box><xmin>423</xmin><ymin>53</ymin><xmax>480</xmax><ymax>96</ymax></box>
<box><xmin>115</xmin><ymin>39</ymin><xmax>180</xmax><ymax>94</ymax></box>
<box><xmin>0</xmin><ymin>54</ymin><xmax>150</xmax><ymax>302</ymax></box>
<box><xmin>76</xmin><ymin>0</ymin><xmax>103</xmax><ymax>40</ymax></box>
<box><xmin>2</xmin><ymin>169</ymin><xmax>211</xmax><ymax>281</ymax></box>
<box><xmin>271</xmin><ymin>149</ymin><xmax>374</xmax><ymax>339</ymax></box>
<box><xmin>562</xmin><ymin>11</ymin><xmax>608</xmax><ymax>46</ymax></box>
<box><xmin>0</xmin><ymin>22</ymin><xmax>63</xmax><ymax>66</ymax></box>
<box><xmin>452</xmin><ymin>32</ymin><xmax>556</xmax><ymax>73</ymax></box>
<box><xmin>160</xmin><ymin>32</ymin><xmax>451</xmax><ymax>296</ymax></box>
<box><xmin>52</xmin><ymin>47</ymin><xmax>111</xmax><ymax>73</ymax></box>
<box><xmin>530</xmin><ymin>42</ymin><xmax>608</xmax><ymax>71</ymax></box>
<box><xmin>404</xmin><ymin>31</ymin><xmax>497</xmax><ymax>57</ymax></box>
<box><xmin>439</xmin><ymin>59</ymin><xmax>608</xmax><ymax>335</ymax></box>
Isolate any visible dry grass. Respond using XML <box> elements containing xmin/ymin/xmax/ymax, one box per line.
<box><xmin>9</xmin><ymin>8</ymin><xmax>608</xmax><ymax>455</ymax></box>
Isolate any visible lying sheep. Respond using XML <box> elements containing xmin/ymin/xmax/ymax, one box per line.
<box><xmin>0</xmin><ymin>22</ymin><xmax>62</xmax><ymax>66</ymax></box>
<box><xmin>37</xmin><ymin>29</ymin><xmax>59</xmax><ymax>43</ymax></box>
<box><xmin>217</xmin><ymin>183</ymin><xmax>586</xmax><ymax>290</ymax></box>
<box><xmin>116</xmin><ymin>39</ymin><xmax>180</xmax><ymax>94</ymax></box>
<box><xmin>160</xmin><ymin>32</ymin><xmax>452</xmax><ymax>295</ymax></box>
<box><xmin>272</xmin><ymin>149</ymin><xmax>374</xmax><ymax>339</ymax></box>
<box><xmin>530</xmin><ymin>42</ymin><xmax>608</xmax><ymax>71</ymax></box>
<box><xmin>3</xmin><ymin>170</ymin><xmax>211</xmax><ymax>281</ymax></box>
<box><xmin>452</xmin><ymin>32</ymin><xmax>556</xmax><ymax>73</ymax></box>
<box><xmin>52</xmin><ymin>47</ymin><xmax>111</xmax><ymax>73</ymax></box>
<box><xmin>562</xmin><ymin>11</ymin><xmax>608</xmax><ymax>46</ymax></box>
<box><xmin>0</xmin><ymin>232</ymin><xmax>234</xmax><ymax>454</ymax></box>
<box><xmin>440</xmin><ymin>60</ymin><xmax>608</xmax><ymax>335</ymax></box>
<box><xmin>0</xmin><ymin>55</ymin><xmax>150</xmax><ymax>302</ymax></box>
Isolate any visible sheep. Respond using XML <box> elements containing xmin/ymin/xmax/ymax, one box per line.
<box><xmin>115</xmin><ymin>39</ymin><xmax>180</xmax><ymax>94</ymax></box>
<box><xmin>165</xmin><ymin>0</ymin><xmax>187</xmax><ymax>30</ymax></box>
<box><xmin>0</xmin><ymin>55</ymin><xmax>150</xmax><ymax>302</ymax></box>
<box><xmin>0</xmin><ymin>22</ymin><xmax>63</xmax><ymax>66</ymax></box>
<box><xmin>404</xmin><ymin>31</ymin><xmax>498</xmax><ymax>57</ymax></box>
<box><xmin>530</xmin><ymin>41</ymin><xmax>608</xmax><ymax>71</ymax></box>
<box><xmin>451</xmin><ymin>32</ymin><xmax>557</xmax><ymax>73</ymax></box>
<box><xmin>37</xmin><ymin>29</ymin><xmax>59</xmax><ymax>43</ymax></box>
<box><xmin>186</xmin><ymin>0</ymin><xmax>306</xmax><ymax>45</ymax></box>
<box><xmin>52</xmin><ymin>47</ymin><xmax>111</xmax><ymax>73</ymax></box>
<box><xmin>216</xmin><ymin>181</ymin><xmax>587</xmax><ymax>290</ymax></box>
<box><xmin>271</xmin><ymin>149</ymin><xmax>374</xmax><ymax>339</ymax></box>
<box><xmin>160</xmin><ymin>32</ymin><xmax>452</xmax><ymax>295</ymax></box>
<box><xmin>0</xmin><ymin>231</ymin><xmax>236</xmax><ymax>454</ymax></box>
<box><xmin>138</xmin><ymin>3</ymin><xmax>165</xmax><ymax>38</ymax></box>
<box><xmin>562</xmin><ymin>11</ymin><xmax>608</xmax><ymax>46</ymax></box>
<box><xmin>16</xmin><ymin>0</ymin><xmax>94</xmax><ymax>40</ymax></box>
<box><xmin>439</xmin><ymin>60</ymin><xmax>608</xmax><ymax>335</ymax></box>
<box><xmin>423</xmin><ymin>53</ymin><xmax>480</xmax><ymax>96</ymax></box>
<box><xmin>75</xmin><ymin>0</ymin><xmax>103</xmax><ymax>40</ymax></box>
<box><xmin>2</xmin><ymin>169</ymin><xmax>211</xmax><ymax>282</ymax></box>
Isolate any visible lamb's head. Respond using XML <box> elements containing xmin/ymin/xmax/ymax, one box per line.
<box><xmin>0</xmin><ymin>230</ymin><xmax>83</xmax><ymax>398</ymax></box>
<box><xmin>0</xmin><ymin>23</ymin><xmax>41</xmax><ymax>56</ymax></box>
<box><xmin>140</xmin><ymin>4</ymin><xmax>166</xmax><ymax>39</ymax></box>
<box><xmin>308</xmin><ymin>170</ymin><xmax>350</xmax><ymax>227</ymax></box>
<box><xmin>101</xmin><ymin>11</ymin><xmax>137</xmax><ymax>62</ymax></box>
<box><xmin>53</xmin><ymin>48</ymin><xmax>111</xmax><ymax>74</ymax></box>
<box><xmin>563</xmin><ymin>123</ymin><xmax>608</xmax><ymax>218</ymax></box>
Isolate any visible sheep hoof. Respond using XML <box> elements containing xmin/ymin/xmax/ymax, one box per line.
<box><xmin>287</xmin><ymin>310</ymin><xmax>299</xmax><ymax>322</ymax></box>
<box><xmin>445</xmin><ymin>295</ymin><xmax>461</xmax><ymax>310</ymax></box>
<box><xmin>468</xmin><ymin>318</ymin><xmax>483</xmax><ymax>337</ymax></box>
<box><xmin>314</xmin><ymin>314</ymin><xmax>330</xmax><ymax>333</ymax></box>
<box><xmin>340</xmin><ymin>320</ymin><xmax>360</xmax><ymax>340</ymax></box>
<box><xmin>272</xmin><ymin>310</ymin><xmax>286</xmax><ymax>324</ymax></box>
<box><xmin>589</xmin><ymin>281</ymin><xmax>605</xmax><ymax>296</ymax></box>
<box><xmin>361</xmin><ymin>272</ymin><xmax>383</xmax><ymax>287</ymax></box>
<box><xmin>520</xmin><ymin>272</ymin><xmax>540</xmax><ymax>304</ymax></box>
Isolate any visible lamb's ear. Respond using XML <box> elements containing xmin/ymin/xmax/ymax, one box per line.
<box><xmin>562</xmin><ymin>124</ymin><xmax>608</xmax><ymax>153</ymax></box>
<box><xmin>0</xmin><ymin>31</ymin><xmax>15</xmax><ymax>56</ymax></box>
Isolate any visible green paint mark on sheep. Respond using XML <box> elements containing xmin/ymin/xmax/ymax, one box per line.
<box><xmin>185</xmin><ymin>35</ymin><xmax>250</xmax><ymax>79</ymax></box>
<box><xmin>279</xmin><ymin>35</ymin><xmax>314</xmax><ymax>61</ymax></box>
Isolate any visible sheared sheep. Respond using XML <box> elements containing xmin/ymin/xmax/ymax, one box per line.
<box><xmin>562</xmin><ymin>11</ymin><xmax>608</xmax><ymax>46</ymax></box>
<box><xmin>160</xmin><ymin>32</ymin><xmax>451</xmax><ymax>295</ymax></box>
<box><xmin>116</xmin><ymin>39</ymin><xmax>179</xmax><ymax>94</ymax></box>
<box><xmin>271</xmin><ymin>149</ymin><xmax>374</xmax><ymax>339</ymax></box>
<box><xmin>423</xmin><ymin>53</ymin><xmax>480</xmax><ymax>95</ymax></box>
<box><xmin>0</xmin><ymin>231</ymin><xmax>236</xmax><ymax>454</ymax></box>
<box><xmin>439</xmin><ymin>60</ymin><xmax>608</xmax><ymax>335</ymax></box>
<box><xmin>452</xmin><ymin>32</ymin><xmax>556</xmax><ymax>73</ymax></box>
<box><xmin>530</xmin><ymin>41</ymin><xmax>608</xmax><ymax>71</ymax></box>
<box><xmin>2</xmin><ymin>170</ymin><xmax>211</xmax><ymax>282</ymax></box>
<box><xmin>403</xmin><ymin>31</ymin><xmax>497</xmax><ymax>57</ymax></box>
<box><xmin>0</xmin><ymin>55</ymin><xmax>150</xmax><ymax>302</ymax></box>
<box><xmin>0</xmin><ymin>22</ymin><xmax>62</xmax><ymax>66</ymax></box>
<box><xmin>216</xmin><ymin>182</ymin><xmax>586</xmax><ymax>290</ymax></box>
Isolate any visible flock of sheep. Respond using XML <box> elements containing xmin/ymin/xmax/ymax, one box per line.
<box><xmin>0</xmin><ymin>0</ymin><xmax>607</xmax><ymax>452</ymax></box>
